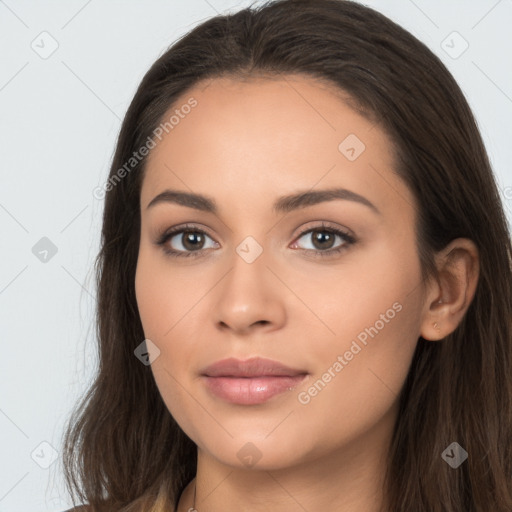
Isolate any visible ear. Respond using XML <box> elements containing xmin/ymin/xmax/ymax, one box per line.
<box><xmin>420</xmin><ymin>238</ymin><xmax>480</xmax><ymax>341</ymax></box>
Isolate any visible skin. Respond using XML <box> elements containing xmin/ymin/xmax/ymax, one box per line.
<box><xmin>134</xmin><ymin>75</ymin><xmax>479</xmax><ymax>512</ymax></box>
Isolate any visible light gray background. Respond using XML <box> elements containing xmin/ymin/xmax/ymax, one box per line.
<box><xmin>0</xmin><ymin>1</ymin><xmax>511</xmax><ymax>510</ymax></box>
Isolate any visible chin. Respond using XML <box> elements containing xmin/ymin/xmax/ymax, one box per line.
<box><xmin>193</xmin><ymin>426</ymin><xmax>318</xmax><ymax>471</ymax></box>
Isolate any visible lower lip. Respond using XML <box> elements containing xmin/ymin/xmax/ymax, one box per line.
<box><xmin>202</xmin><ymin>375</ymin><xmax>307</xmax><ymax>405</ymax></box>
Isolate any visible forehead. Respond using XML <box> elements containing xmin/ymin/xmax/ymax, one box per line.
<box><xmin>141</xmin><ymin>75</ymin><xmax>411</xmax><ymax>218</ymax></box>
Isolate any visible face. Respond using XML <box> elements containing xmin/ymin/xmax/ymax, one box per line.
<box><xmin>135</xmin><ymin>75</ymin><xmax>427</xmax><ymax>471</ymax></box>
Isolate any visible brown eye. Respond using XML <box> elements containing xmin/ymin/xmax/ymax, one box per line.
<box><xmin>156</xmin><ymin>225</ymin><xmax>219</xmax><ymax>258</ymax></box>
<box><xmin>292</xmin><ymin>225</ymin><xmax>356</xmax><ymax>258</ymax></box>
<box><xmin>180</xmin><ymin>231</ymin><xmax>207</xmax><ymax>251</ymax></box>
<box><xmin>309</xmin><ymin>230</ymin><xmax>337</xmax><ymax>250</ymax></box>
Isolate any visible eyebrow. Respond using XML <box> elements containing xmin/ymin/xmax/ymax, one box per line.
<box><xmin>146</xmin><ymin>187</ymin><xmax>381</xmax><ymax>215</ymax></box>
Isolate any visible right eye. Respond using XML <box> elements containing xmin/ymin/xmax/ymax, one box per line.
<box><xmin>156</xmin><ymin>224</ymin><xmax>219</xmax><ymax>258</ymax></box>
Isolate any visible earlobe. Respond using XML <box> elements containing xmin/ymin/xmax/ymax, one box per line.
<box><xmin>420</xmin><ymin>238</ymin><xmax>480</xmax><ymax>342</ymax></box>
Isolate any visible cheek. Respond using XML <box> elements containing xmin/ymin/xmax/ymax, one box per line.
<box><xmin>296</xmin><ymin>306</ymin><xmax>419</xmax><ymax>456</ymax></box>
<box><xmin>288</xmin><ymin>240</ymin><xmax>420</xmax><ymax>349</ymax></box>
<box><xmin>135</xmin><ymin>251</ymin><xmax>203</xmax><ymax>427</ymax></box>
<box><xmin>135</xmin><ymin>254</ymin><xmax>193</xmax><ymax>374</ymax></box>
<box><xmin>287</xmin><ymin>295</ymin><xmax>420</xmax><ymax>461</ymax></box>
<box><xmin>295</xmin><ymin>259</ymin><xmax>422</xmax><ymax>437</ymax></box>
<box><xmin>135</xmin><ymin>248</ymin><xmax>192</xmax><ymax>339</ymax></box>
<box><xmin>291</xmin><ymin>244</ymin><xmax>422</xmax><ymax>395</ymax></box>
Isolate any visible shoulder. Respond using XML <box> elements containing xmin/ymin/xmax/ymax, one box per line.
<box><xmin>62</xmin><ymin>507</ymin><xmax>90</xmax><ymax>512</ymax></box>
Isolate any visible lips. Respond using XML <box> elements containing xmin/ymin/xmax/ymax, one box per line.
<box><xmin>200</xmin><ymin>357</ymin><xmax>308</xmax><ymax>405</ymax></box>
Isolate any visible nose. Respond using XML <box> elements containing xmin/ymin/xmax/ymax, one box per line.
<box><xmin>212</xmin><ymin>249</ymin><xmax>287</xmax><ymax>336</ymax></box>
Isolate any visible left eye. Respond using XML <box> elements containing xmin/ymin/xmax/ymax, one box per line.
<box><xmin>292</xmin><ymin>227</ymin><xmax>354</xmax><ymax>253</ymax></box>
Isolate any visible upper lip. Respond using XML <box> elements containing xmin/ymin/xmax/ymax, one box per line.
<box><xmin>200</xmin><ymin>357</ymin><xmax>307</xmax><ymax>378</ymax></box>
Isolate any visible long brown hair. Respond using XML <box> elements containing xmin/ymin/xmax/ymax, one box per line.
<box><xmin>62</xmin><ymin>0</ymin><xmax>512</xmax><ymax>510</ymax></box>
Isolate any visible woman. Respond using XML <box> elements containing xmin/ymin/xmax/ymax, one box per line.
<box><xmin>62</xmin><ymin>0</ymin><xmax>512</xmax><ymax>510</ymax></box>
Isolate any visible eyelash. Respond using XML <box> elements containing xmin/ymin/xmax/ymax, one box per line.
<box><xmin>154</xmin><ymin>222</ymin><xmax>356</xmax><ymax>259</ymax></box>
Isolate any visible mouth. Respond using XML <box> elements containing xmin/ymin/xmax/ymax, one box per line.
<box><xmin>200</xmin><ymin>357</ymin><xmax>309</xmax><ymax>405</ymax></box>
